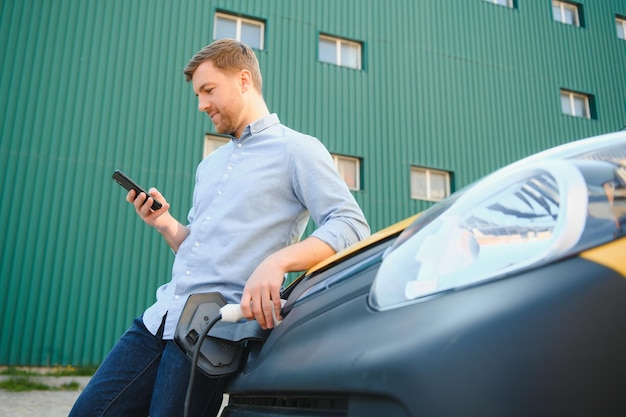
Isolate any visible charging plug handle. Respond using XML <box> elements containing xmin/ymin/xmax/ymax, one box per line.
<box><xmin>220</xmin><ymin>300</ymin><xmax>286</xmax><ymax>324</ymax></box>
<box><xmin>220</xmin><ymin>304</ymin><xmax>246</xmax><ymax>323</ymax></box>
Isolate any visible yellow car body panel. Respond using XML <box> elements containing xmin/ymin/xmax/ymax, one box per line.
<box><xmin>305</xmin><ymin>214</ymin><xmax>420</xmax><ymax>275</ymax></box>
<box><xmin>580</xmin><ymin>237</ymin><xmax>626</xmax><ymax>277</ymax></box>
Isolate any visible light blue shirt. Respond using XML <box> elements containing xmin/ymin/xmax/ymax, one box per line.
<box><xmin>143</xmin><ymin>114</ymin><xmax>370</xmax><ymax>338</ymax></box>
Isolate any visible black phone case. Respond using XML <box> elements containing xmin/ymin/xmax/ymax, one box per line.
<box><xmin>112</xmin><ymin>170</ymin><xmax>162</xmax><ymax>210</ymax></box>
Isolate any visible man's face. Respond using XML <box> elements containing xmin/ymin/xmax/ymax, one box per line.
<box><xmin>192</xmin><ymin>60</ymin><xmax>245</xmax><ymax>137</ymax></box>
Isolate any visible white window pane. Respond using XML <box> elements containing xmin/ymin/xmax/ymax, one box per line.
<box><xmin>429</xmin><ymin>172</ymin><xmax>448</xmax><ymax>201</ymax></box>
<box><xmin>552</xmin><ymin>5</ymin><xmax>561</xmax><ymax>21</ymax></box>
<box><xmin>561</xmin><ymin>93</ymin><xmax>571</xmax><ymax>115</ymax></box>
<box><xmin>241</xmin><ymin>21</ymin><xmax>262</xmax><ymax>49</ymax></box>
<box><xmin>336</xmin><ymin>159</ymin><xmax>353</xmax><ymax>177</ymax></box>
<box><xmin>319</xmin><ymin>38</ymin><xmax>337</xmax><ymax>64</ymax></box>
<box><xmin>215</xmin><ymin>16</ymin><xmax>237</xmax><ymax>39</ymax></box>
<box><xmin>335</xmin><ymin>156</ymin><xmax>359</xmax><ymax>190</ymax></box>
<box><xmin>411</xmin><ymin>170</ymin><xmax>427</xmax><ymax>199</ymax></box>
<box><xmin>340</xmin><ymin>43</ymin><xmax>360</xmax><ymax>69</ymax></box>
<box><xmin>572</xmin><ymin>96</ymin><xmax>586</xmax><ymax>118</ymax></box>
<box><xmin>563</xmin><ymin>8</ymin><xmax>575</xmax><ymax>25</ymax></box>
<box><xmin>338</xmin><ymin>160</ymin><xmax>357</xmax><ymax>189</ymax></box>
<box><xmin>617</xmin><ymin>20</ymin><xmax>626</xmax><ymax>39</ymax></box>
<box><xmin>342</xmin><ymin>172</ymin><xmax>357</xmax><ymax>189</ymax></box>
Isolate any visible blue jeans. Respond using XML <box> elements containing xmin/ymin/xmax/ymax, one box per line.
<box><xmin>69</xmin><ymin>316</ymin><xmax>226</xmax><ymax>417</ymax></box>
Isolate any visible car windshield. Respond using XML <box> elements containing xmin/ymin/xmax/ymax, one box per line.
<box><xmin>370</xmin><ymin>133</ymin><xmax>626</xmax><ymax>310</ymax></box>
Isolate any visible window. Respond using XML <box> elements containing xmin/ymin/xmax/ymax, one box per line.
<box><xmin>617</xmin><ymin>16</ymin><xmax>626</xmax><ymax>40</ymax></box>
<box><xmin>483</xmin><ymin>0</ymin><xmax>514</xmax><ymax>8</ymax></box>
<box><xmin>204</xmin><ymin>134</ymin><xmax>230</xmax><ymax>158</ymax></box>
<box><xmin>552</xmin><ymin>1</ymin><xmax>581</xmax><ymax>26</ymax></box>
<box><xmin>332</xmin><ymin>154</ymin><xmax>361</xmax><ymax>190</ymax></box>
<box><xmin>410</xmin><ymin>167</ymin><xmax>451</xmax><ymax>202</ymax></box>
<box><xmin>318</xmin><ymin>35</ymin><xmax>362</xmax><ymax>70</ymax></box>
<box><xmin>560</xmin><ymin>89</ymin><xmax>592</xmax><ymax>119</ymax></box>
<box><xmin>214</xmin><ymin>13</ymin><xmax>264</xmax><ymax>50</ymax></box>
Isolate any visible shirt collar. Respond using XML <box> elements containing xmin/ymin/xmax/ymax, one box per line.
<box><xmin>232</xmin><ymin>113</ymin><xmax>280</xmax><ymax>144</ymax></box>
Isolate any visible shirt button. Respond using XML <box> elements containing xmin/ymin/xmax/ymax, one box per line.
<box><xmin>237</xmin><ymin>143</ymin><xmax>242</xmax><ymax>148</ymax></box>
<box><xmin>185</xmin><ymin>270</ymin><xmax>191</xmax><ymax>275</ymax></box>
<box><xmin>175</xmin><ymin>295</ymin><xmax>180</xmax><ymax>300</ymax></box>
<box><xmin>227</xmin><ymin>165</ymin><xmax>232</xmax><ymax>171</ymax></box>
<box><xmin>217</xmin><ymin>190</ymin><xmax>222</xmax><ymax>196</ymax></box>
<box><xmin>194</xmin><ymin>241</ymin><xmax>200</xmax><ymax>247</ymax></box>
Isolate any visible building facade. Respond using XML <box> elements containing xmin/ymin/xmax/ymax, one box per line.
<box><xmin>1</xmin><ymin>0</ymin><xmax>625</xmax><ymax>366</ymax></box>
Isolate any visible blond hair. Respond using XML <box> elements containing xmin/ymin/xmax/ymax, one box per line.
<box><xmin>183</xmin><ymin>39</ymin><xmax>263</xmax><ymax>92</ymax></box>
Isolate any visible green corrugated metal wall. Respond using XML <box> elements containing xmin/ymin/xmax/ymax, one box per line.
<box><xmin>1</xmin><ymin>0</ymin><xmax>625</xmax><ymax>366</ymax></box>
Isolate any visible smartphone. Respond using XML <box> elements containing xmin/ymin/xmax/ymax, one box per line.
<box><xmin>112</xmin><ymin>170</ymin><xmax>162</xmax><ymax>210</ymax></box>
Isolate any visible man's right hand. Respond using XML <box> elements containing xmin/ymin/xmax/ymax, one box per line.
<box><xmin>126</xmin><ymin>187</ymin><xmax>170</xmax><ymax>228</ymax></box>
<box><xmin>126</xmin><ymin>188</ymin><xmax>189</xmax><ymax>253</ymax></box>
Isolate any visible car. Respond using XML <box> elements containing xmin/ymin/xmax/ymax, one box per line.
<box><xmin>177</xmin><ymin>130</ymin><xmax>626</xmax><ymax>417</ymax></box>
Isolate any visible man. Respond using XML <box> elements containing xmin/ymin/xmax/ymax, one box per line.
<box><xmin>70</xmin><ymin>38</ymin><xmax>369</xmax><ymax>417</ymax></box>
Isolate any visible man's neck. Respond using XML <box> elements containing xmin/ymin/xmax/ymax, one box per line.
<box><xmin>234</xmin><ymin>96</ymin><xmax>270</xmax><ymax>138</ymax></box>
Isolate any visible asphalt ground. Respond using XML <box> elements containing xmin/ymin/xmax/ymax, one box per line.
<box><xmin>0</xmin><ymin>376</ymin><xmax>227</xmax><ymax>416</ymax></box>
<box><xmin>0</xmin><ymin>389</ymin><xmax>82</xmax><ymax>416</ymax></box>
<box><xmin>0</xmin><ymin>376</ymin><xmax>89</xmax><ymax>417</ymax></box>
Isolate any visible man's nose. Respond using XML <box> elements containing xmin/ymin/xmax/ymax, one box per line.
<box><xmin>198</xmin><ymin>96</ymin><xmax>210</xmax><ymax>112</ymax></box>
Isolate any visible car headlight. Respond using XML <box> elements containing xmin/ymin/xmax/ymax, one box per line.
<box><xmin>370</xmin><ymin>161</ymin><xmax>588</xmax><ymax>311</ymax></box>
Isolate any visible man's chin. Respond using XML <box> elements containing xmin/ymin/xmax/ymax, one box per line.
<box><xmin>214</xmin><ymin>127</ymin><xmax>236</xmax><ymax>137</ymax></box>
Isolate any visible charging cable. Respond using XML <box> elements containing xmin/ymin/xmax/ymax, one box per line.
<box><xmin>184</xmin><ymin>313</ymin><xmax>222</xmax><ymax>417</ymax></box>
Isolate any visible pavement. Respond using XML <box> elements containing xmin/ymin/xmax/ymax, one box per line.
<box><xmin>0</xmin><ymin>376</ymin><xmax>228</xmax><ymax>416</ymax></box>
<box><xmin>0</xmin><ymin>376</ymin><xmax>90</xmax><ymax>417</ymax></box>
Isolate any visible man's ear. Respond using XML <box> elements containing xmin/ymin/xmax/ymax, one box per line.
<box><xmin>240</xmin><ymin>69</ymin><xmax>252</xmax><ymax>93</ymax></box>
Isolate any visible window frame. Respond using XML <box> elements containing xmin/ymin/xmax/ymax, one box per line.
<box><xmin>483</xmin><ymin>0</ymin><xmax>514</xmax><ymax>8</ymax></box>
<box><xmin>552</xmin><ymin>1</ymin><xmax>581</xmax><ymax>27</ymax></box>
<box><xmin>213</xmin><ymin>12</ymin><xmax>265</xmax><ymax>50</ymax></box>
<box><xmin>203</xmin><ymin>134</ymin><xmax>231</xmax><ymax>158</ymax></box>
<box><xmin>410</xmin><ymin>166</ymin><xmax>451</xmax><ymax>202</ymax></box>
<box><xmin>560</xmin><ymin>89</ymin><xmax>592</xmax><ymax>119</ymax></box>
<box><xmin>318</xmin><ymin>34</ymin><xmax>363</xmax><ymax>70</ymax></box>
<box><xmin>332</xmin><ymin>154</ymin><xmax>362</xmax><ymax>191</ymax></box>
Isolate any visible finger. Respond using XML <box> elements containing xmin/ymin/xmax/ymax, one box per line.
<box><xmin>126</xmin><ymin>189</ymin><xmax>137</xmax><ymax>204</ymax></box>
<box><xmin>240</xmin><ymin>292</ymin><xmax>253</xmax><ymax>319</ymax></box>
<box><xmin>252</xmin><ymin>302</ymin><xmax>267</xmax><ymax>330</ymax></box>
<box><xmin>148</xmin><ymin>187</ymin><xmax>163</xmax><ymax>201</ymax></box>
<box><xmin>250</xmin><ymin>292</ymin><xmax>269</xmax><ymax>329</ymax></box>
<box><xmin>272</xmin><ymin>294</ymin><xmax>283</xmax><ymax>322</ymax></box>
<box><xmin>133</xmin><ymin>192</ymin><xmax>148</xmax><ymax>212</ymax></box>
<box><xmin>140</xmin><ymin>195</ymin><xmax>156</xmax><ymax>216</ymax></box>
<box><xmin>261</xmin><ymin>294</ymin><xmax>275</xmax><ymax>329</ymax></box>
<box><xmin>146</xmin><ymin>187</ymin><xmax>170</xmax><ymax>213</ymax></box>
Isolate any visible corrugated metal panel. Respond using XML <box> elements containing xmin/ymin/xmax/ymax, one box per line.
<box><xmin>0</xmin><ymin>0</ymin><xmax>212</xmax><ymax>366</ymax></box>
<box><xmin>1</xmin><ymin>0</ymin><xmax>625</xmax><ymax>366</ymax></box>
